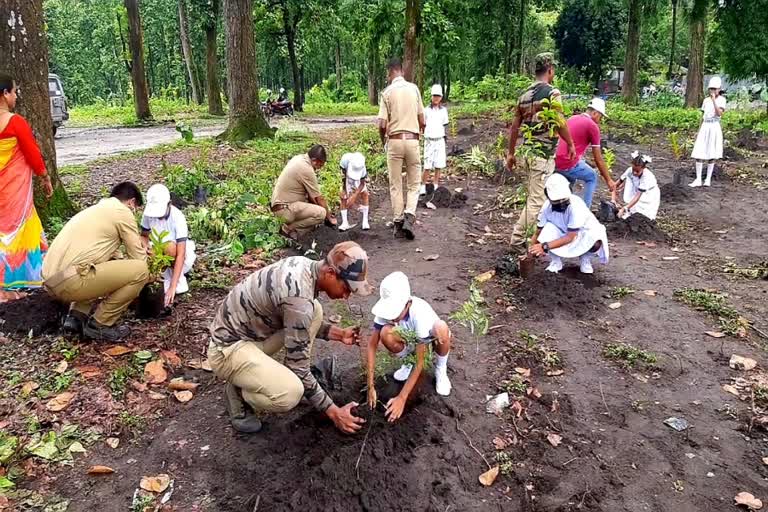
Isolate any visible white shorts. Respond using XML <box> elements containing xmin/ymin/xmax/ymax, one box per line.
<box><xmin>424</xmin><ymin>138</ymin><xmax>447</xmax><ymax>170</ymax></box>
<box><xmin>345</xmin><ymin>178</ymin><xmax>367</xmax><ymax>195</ymax></box>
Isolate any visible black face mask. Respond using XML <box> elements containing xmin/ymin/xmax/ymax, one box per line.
<box><xmin>552</xmin><ymin>201</ymin><xmax>570</xmax><ymax>213</ymax></box>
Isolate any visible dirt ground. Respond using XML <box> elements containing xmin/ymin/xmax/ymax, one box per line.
<box><xmin>2</xmin><ymin>116</ymin><xmax>768</xmax><ymax>511</ymax></box>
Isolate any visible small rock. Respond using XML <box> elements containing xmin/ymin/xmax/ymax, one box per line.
<box><xmin>663</xmin><ymin>417</ymin><xmax>689</xmax><ymax>431</ymax></box>
<box><xmin>486</xmin><ymin>393</ymin><xmax>510</xmax><ymax>415</ymax></box>
<box><xmin>729</xmin><ymin>355</ymin><xmax>757</xmax><ymax>371</ymax></box>
<box><xmin>706</xmin><ymin>472</ymin><xmax>715</xmax><ymax>478</ymax></box>
<box><xmin>685</xmin><ymin>453</ymin><xmax>696</xmax><ymax>459</ymax></box>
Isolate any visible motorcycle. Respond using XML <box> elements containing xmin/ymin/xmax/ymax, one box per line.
<box><xmin>270</xmin><ymin>99</ymin><xmax>294</xmax><ymax>116</ymax></box>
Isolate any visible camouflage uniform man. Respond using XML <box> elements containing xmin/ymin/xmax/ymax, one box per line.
<box><xmin>207</xmin><ymin>241</ymin><xmax>373</xmax><ymax>434</ymax></box>
<box><xmin>506</xmin><ymin>53</ymin><xmax>576</xmax><ymax>249</ymax></box>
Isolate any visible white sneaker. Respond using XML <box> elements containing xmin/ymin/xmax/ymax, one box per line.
<box><xmin>419</xmin><ymin>185</ymin><xmax>427</xmax><ymax>195</ymax></box>
<box><xmin>545</xmin><ymin>255</ymin><xmax>563</xmax><ymax>273</ymax></box>
<box><xmin>435</xmin><ymin>368</ymin><xmax>451</xmax><ymax>396</ymax></box>
<box><xmin>394</xmin><ymin>364</ymin><xmax>412</xmax><ymax>382</ymax></box>
<box><xmin>338</xmin><ymin>221</ymin><xmax>351</xmax><ymax>232</ymax></box>
<box><xmin>703</xmin><ymin>179</ymin><xmax>711</xmax><ymax>187</ymax></box>
<box><xmin>689</xmin><ymin>179</ymin><xmax>702</xmax><ymax>188</ymax></box>
<box><xmin>579</xmin><ymin>255</ymin><xmax>594</xmax><ymax>274</ymax></box>
<box><xmin>362</xmin><ymin>218</ymin><xmax>370</xmax><ymax>230</ymax></box>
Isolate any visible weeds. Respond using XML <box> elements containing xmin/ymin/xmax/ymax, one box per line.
<box><xmin>119</xmin><ymin>411</ymin><xmax>146</xmax><ymax>433</ymax></box>
<box><xmin>656</xmin><ymin>213</ymin><xmax>692</xmax><ymax>240</ymax></box>
<box><xmin>456</xmin><ymin>146</ymin><xmax>494</xmax><ymax>177</ymax></box>
<box><xmin>603</xmin><ymin>342</ymin><xmax>657</xmax><ymax>369</ymax></box>
<box><xmin>723</xmin><ymin>261</ymin><xmax>768</xmax><ymax>280</ymax></box>
<box><xmin>108</xmin><ymin>364</ymin><xmax>140</xmax><ymax>399</ymax></box>
<box><xmin>603</xmin><ymin>147</ymin><xmax>616</xmax><ymax>170</ymax></box>
<box><xmin>514</xmin><ymin>331</ymin><xmax>563</xmax><ymax>369</ymax></box>
<box><xmin>610</xmin><ymin>286</ymin><xmax>635</xmax><ymax>299</ymax></box>
<box><xmin>673</xmin><ymin>288</ymin><xmax>748</xmax><ymax>336</ymax></box>
<box><xmin>495</xmin><ymin>451</ymin><xmax>514</xmax><ymax>475</ymax></box>
<box><xmin>501</xmin><ymin>375</ymin><xmax>527</xmax><ymax>396</ymax></box>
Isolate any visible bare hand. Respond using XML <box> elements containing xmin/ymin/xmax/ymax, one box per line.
<box><xmin>529</xmin><ymin>243</ymin><xmax>546</xmax><ymax>257</ymax></box>
<box><xmin>339</xmin><ymin>326</ymin><xmax>360</xmax><ymax>346</ymax></box>
<box><xmin>607</xmin><ymin>178</ymin><xmax>617</xmax><ymax>192</ymax></box>
<box><xmin>164</xmin><ymin>288</ymin><xmax>176</xmax><ymax>307</ymax></box>
<box><xmin>329</xmin><ymin>402</ymin><xmax>365</xmax><ymax>433</ymax></box>
<box><xmin>618</xmin><ymin>207</ymin><xmax>626</xmax><ymax>218</ymax></box>
<box><xmin>506</xmin><ymin>154</ymin><xmax>516</xmax><ymax>170</ymax></box>
<box><xmin>327</xmin><ymin>216</ymin><xmax>338</xmax><ymax>226</ymax></box>
<box><xmin>385</xmin><ymin>395</ymin><xmax>406</xmax><ymax>422</ymax></box>
<box><xmin>567</xmin><ymin>144</ymin><xmax>577</xmax><ymax>162</ymax></box>
<box><xmin>367</xmin><ymin>387</ymin><xmax>377</xmax><ymax>409</ymax></box>
<box><xmin>41</xmin><ymin>176</ymin><xmax>53</xmax><ymax>199</ymax></box>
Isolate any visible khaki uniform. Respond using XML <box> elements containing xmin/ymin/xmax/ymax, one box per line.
<box><xmin>207</xmin><ymin>256</ymin><xmax>334</xmax><ymax>413</ymax></box>
<box><xmin>378</xmin><ymin>76</ymin><xmax>424</xmax><ymax>221</ymax></box>
<box><xmin>271</xmin><ymin>154</ymin><xmax>326</xmax><ymax>235</ymax></box>
<box><xmin>42</xmin><ymin>197</ymin><xmax>148</xmax><ymax>326</ymax></box>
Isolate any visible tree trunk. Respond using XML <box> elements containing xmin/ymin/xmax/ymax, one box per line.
<box><xmin>222</xmin><ymin>0</ymin><xmax>272</xmax><ymax>141</ymax></box>
<box><xmin>622</xmin><ymin>0</ymin><xmax>642</xmax><ymax>105</ymax></box>
<box><xmin>667</xmin><ymin>0</ymin><xmax>678</xmax><ymax>79</ymax></box>
<box><xmin>335</xmin><ymin>42</ymin><xmax>342</xmax><ymax>91</ymax></box>
<box><xmin>403</xmin><ymin>0</ymin><xmax>420</xmax><ymax>82</ymax></box>
<box><xmin>516</xmin><ymin>0</ymin><xmax>527</xmax><ymax>73</ymax></box>
<box><xmin>444</xmin><ymin>57</ymin><xmax>451</xmax><ymax>100</ymax></box>
<box><xmin>205</xmin><ymin>0</ymin><xmax>224</xmax><ymax>115</ymax></box>
<box><xmin>685</xmin><ymin>6</ymin><xmax>707</xmax><ymax>108</ymax></box>
<box><xmin>124</xmin><ymin>0</ymin><xmax>152</xmax><ymax>121</ymax></box>
<box><xmin>415</xmin><ymin>39</ymin><xmax>425</xmax><ymax>93</ymax></box>
<box><xmin>178</xmin><ymin>0</ymin><xmax>202</xmax><ymax>104</ymax></box>
<box><xmin>281</xmin><ymin>3</ymin><xmax>303</xmax><ymax>111</ymax></box>
<box><xmin>0</xmin><ymin>0</ymin><xmax>74</xmax><ymax>223</ymax></box>
<box><xmin>367</xmin><ymin>37</ymin><xmax>378</xmax><ymax>105</ymax></box>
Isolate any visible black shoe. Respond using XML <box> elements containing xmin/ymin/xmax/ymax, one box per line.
<box><xmin>82</xmin><ymin>319</ymin><xmax>131</xmax><ymax>342</ymax></box>
<box><xmin>311</xmin><ymin>355</ymin><xmax>340</xmax><ymax>391</ymax></box>
<box><xmin>401</xmin><ymin>213</ymin><xmax>416</xmax><ymax>240</ymax></box>
<box><xmin>231</xmin><ymin>414</ymin><xmax>263</xmax><ymax>433</ymax></box>
<box><xmin>224</xmin><ymin>382</ymin><xmax>263</xmax><ymax>433</ymax></box>
<box><xmin>393</xmin><ymin>220</ymin><xmax>405</xmax><ymax>238</ymax></box>
<box><xmin>62</xmin><ymin>311</ymin><xmax>86</xmax><ymax>336</ymax></box>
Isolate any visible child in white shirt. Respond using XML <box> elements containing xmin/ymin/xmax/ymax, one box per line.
<box><xmin>421</xmin><ymin>84</ymin><xmax>449</xmax><ymax>195</ymax></box>
<box><xmin>612</xmin><ymin>151</ymin><xmax>660</xmax><ymax>221</ymax></box>
<box><xmin>338</xmin><ymin>152</ymin><xmax>370</xmax><ymax>231</ymax></box>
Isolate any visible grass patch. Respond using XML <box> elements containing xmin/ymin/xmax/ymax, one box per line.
<box><xmin>610</xmin><ymin>286</ymin><xmax>635</xmax><ymax>299</ymax></box>
<box><xmin>515</xmin><ymin>330</ymin><xmax>563</xmax><ymax>369</ymax></box>
<box><xmin>723</xmin><ymin>261</ymin><xmax>768</xmax><ymax>280</ymax></box>
<box><xmin>656</xmin><ymin>212</ymin><xmax>692</xmax><ymax>240</ymax></box>
<box><xmin>68</xmin><ymin>98</ymin><xmax>223</xmax><ymax>128</ymax></box>
<box><xmin>673</xmin><ymin>288</ymin><xmax>748</xmax><ymax>336</ymax></box>
<box><xmin>301</xmin><ymin>102</ymin><xmax>378</xmax><ymax>116</ymax></box>
<box><xmin>603</xmin><ymin>342</ymin><xmax>658</xmax><ymax>369</ymax></box>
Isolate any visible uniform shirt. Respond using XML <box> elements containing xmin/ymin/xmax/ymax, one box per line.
<box><xmin>141</xmin><ymin>205</ymin><xmax>191</xmax><ymax>243</ymax></box>
<box><xmin>555</xmin><ymin>114</ymin><xmax>601</xmax><ymax>170</ymax></box>
<box><xmin>702</xmin><ymin>96</ymin><xmax>726</xmax><ymax>121</ymax></box>
<box><xmin>373</xmin><ymin>296</ymin><xmax>440</xmax><ymax>344</ymax></box>
<box><xmin>42</xmin><ymin>197</ymin><xmax>146</xmax><ymax>279</ymax></box>
<box><xmin>209</xmin><ymin>256</ymin><xmax>334</xmax><ymax>411</ymax></box>
<box><xmin>271</xmin><ymin>154</ymin><xmax>321</xmax><ymax>206</ymax></box>
<box><xmin>537</xmin><ymin>194</ymin><xmax>600</xmax><ymax>233</ymax></box>
<box><xmin>619</xmin><ymin>167</ymin><xmax>658</xmax><ymax>193</ymax></box>
<box><xmin>424</xmin><ymin>105</ymin><xmax>449</xmax><ymax>139</ymax></box>
<box><xmin>378</xmin><ymin>77</ymin><xmax>425</xmax><ymax>136</ymax></box>
<box><xmin>516</xmin><ymin>81</ymin><xmax>563</xmax><ymax>157</ymax></box>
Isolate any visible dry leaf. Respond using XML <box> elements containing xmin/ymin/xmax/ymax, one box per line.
<box><xmin>174</xmin><ymin>390</ymin><xmax>194</xmax><ymax>403</ymax></box>
<box><xmin>105</xmin><ymin>438</ymin><xmax>120</xmax><ymax>449</ymax></box>
<box><xmin>160</xmin><ymin>351</ymin><xmax>182</xmax><ymax>368</ymax></box>
<box><xmin>130</xmin><ymin>381</ymin><xmax>148</xmax><ymax>393</ymax></box>
<box><xmin>722</xmin><ymin>384</ymin><xmax>741</xmax><ymax>397</ymax></box>
<box><xmin>87</xmin><ymin>465</ymin><xmax>115</xmax><ymax>475</ymax></box>
<box><xmin>527</xmin><ymin>387</ymin><xmax>542</xmax><ymax>399</ymax></box>
<box><xmin>608</xmin><ymin>302</ymin><xmax>622</xmax><ymax>310</ymax></box>
<box><xmin>168</xmin><ymin>379</ymin><xmax>199</xmax><ymax>391</ymax></box>
<box><xmin>148</xmin><ymin>391</ymin><xmax>166</xmax><ymax>400</ymax></box>
<box><xmin>474</xmin><ymin>270</ymin><xmax>495</xmax><ymax>283</ymax></box>
<box><xmin>492</xmin><ymin>437</ymin><xmax>509</xmax><ymax>450</ymax></box>
<box><xmin>514</xmin><ymin>367</ymin><xmax>531</xmax><ymax>378</ymax></box>
<box><xmin>328</xmin><ymin>314</ymin><xmax>342</xmax><ymax>324</ymax></box>
<box><xmin>511</xmin><ymin>401</ymin><xmax>524</xmax><ymax>418</ymax></box>
<box><xmin>546</xmin><ymin>369</ymin><xmax>565</xmax><ymax>377</ymax></box>
<box><xmin>423</xmin><ymin>254</ymin><xmax>440</xmax><ymax>261</ymax></box>
<box><xmin>546</xmin><ymin>433</ymin><xmax>562</xmax><ymax>447</ymax></box>
<box><xmin>643</xmin><ymin>290</ymin><xmax>657</xmax><ymax>296</ymax></box>
<box><xmin>76</xmin><ymin>365</ymin><xmax>102</xmax><ymax>379</ymax></box>
<box><xmin>21</xmin><ymin>381</ymin><xmax>39</xmax><ymax>395</ymax></box>
<box><xmin>729</xmin><ymin>355</ymin><xmax>757</xmax><ymax>371</ymax></box>
<box><xmin>762</xmin><ymin>457</ymin><xmax>768</xmax><ymax>466</ymax></box>
<box><xmin>734</xmin><ymin>492</ymin><xmax>763</xmax><ymax>510</ymax></box>
<box><xmin>478</xmin><ymin>465</ymin><xmax>500</xmax><ymax>487</ymax></box>
<box><xmin>144</xmin><ymin>360</ymin><xmax>167</xmax><ymax>384</ymax></box>
<box><xmin>54</xmin><ymin>360</ymin><xmax>68</xmax><ymax>374</ymax></box>
<box><xmin>140</xmin><ymin>474</ymin><xmax>171</xmax><ymax>493</ymax></box>
<box><xmin>706</xmin><ymin>331</ymin><xmax>726</xmax><ymax>338</ymax></box>
<box><xmin>102</xmin><ymin>345</ymin><xmax>133</xmax><ymax>357</ymax></box>
<box><xmin>46</xmin><ymin>392</ymin><xmax>75</xmax><ymax>412</ymax></box>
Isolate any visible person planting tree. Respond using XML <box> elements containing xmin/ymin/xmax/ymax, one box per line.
<box><xmin>612</xmin><ymin>151</ymin><xmax>660</xmax><ymax>221</ymax></box>
<box><xmin>338</xmin><ymin>152</ymin><xmax>371</xmax><ymax>232</ymax></box>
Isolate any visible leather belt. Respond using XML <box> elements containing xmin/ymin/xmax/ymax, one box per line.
<box><xmin>388</xmin><ymin>132</ymin><xmax>420</xmax><ymax>140</ymax></box>
<box><xmin>271</xmin><ymin>203</ymin><xmax>289</xmax><ymax>213</ymax></box>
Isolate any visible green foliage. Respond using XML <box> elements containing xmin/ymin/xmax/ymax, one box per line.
<box><xmin>456</xmin><ymin>146</ymin><xmax>494</xmax><ymax>176</ymax></box>
<box><xmin>603</xmin><ymin>147</ymin><xmax>616</xmax><ymax>170</ymax></box>
<box><xmin>301</xmin><ymin>102</ymin><xmax>378</xmax><ymax>116</ymax></box>
<box><xmin>162</xmin><ymin>151</ymin><xmax>216</xmax><ymax>201</ymax></box>
<box><xmin>147</xmin><ymin>229</ymin><xmax>175</xmax><ymax>278</ymax></box>
<box><xmin>673</xmin><ymin>288</ymin><xmax>748</xmax><ymax>336</ymax></box>
<box><xmin>669</xmin><ymin>131</ymin><xmax>684</xmax><ymax>160</ymax></box>
<box><xmin>715</xmin><ymin>1</ymin><xmax>768</xmax><ymax>84</ymax></box>
<box><xmin>175</xmin><ymin>121</ymin><xmax>194</xmax><ymax>143</ymax></box>
<box><xmin>68</xmin><ymin>98</ymin><xmax>215</xmax><ymax>128</ymax></box>
<box><xmin>610</xmin><ymin>286</ymin><xmax>635</xmax><ymax>299</ymax></box>
<box><xmin>450</xmin><ymin>283</ymin><xmax>490</xmax><ymax>337</ymax></box>
<box><xmin>515</xmin><ymin>331</ymin><xmax>563</xmax><ymax>368</ymax></box>
<box><xmin>495</xmin><ymin>451</ymin><xmax>514</xmax><ymax>475</ymax></box>
<box><xmin>450</xmin><ymin>74</ymin><xmax>531</xmax><ymax>102</ymax></box>
<box><xmin>603</xmin><ymin>342</ymin><xmax>658</xmax><ymax>369</ymax></box>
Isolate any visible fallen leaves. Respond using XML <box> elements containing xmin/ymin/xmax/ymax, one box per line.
<box><xmin>45</xmin><ymin>392</ymin><xmax>75</xmax><ymax>412</ymax></box>
<box><xmin>492</xmin><ymin>437</ymin><xmax>509</xmax><ymax>450</ymax></box>
<box><xmin>160</xmin><ymin>350</ymin><xmax>182</xmax><ymax>368</ymax></box>
<box><xmin>148</xmin><ymin>391</ymin><xmax>166</xmax><ymax>400</ymax></box>
<box><xmin>54</xmin><ymin>360</ymin><xmax>68</xmax><ymax>374</ymax></box>
<box><xmin>140</xmin><ymin>474</ymin><xmax>171</xmax><ymax>493</ymax></box>
<box><xmin>514</xmin><ymin>367</ymin><xmax>531</xmax><ymax>378</ymax></box>
<box><xmin>102</xmin><ymin>345</ymin><xmax>133</xmax><ymax>357</ymax></box>
<box><xmin>168</xmin><ymin>378</ymin><xmax>199</xmax><ymax>391</ymax></box>
<box><xmin>608</xmin><ymin>302</ymin><xmax>622</xmax><ymax>310</ymax></box>
<box><xmin>75</xmin><ymin>365</ymin><xmax>102</xmax><ymax>379</ymax></box>
<box><xmin>546</xmin><ymin>369</ymin><xmax>565</xmax><ymax>377</ymax></box>
<box><xmin>478</xmin><ymin>465</ymin><xmax>500</xmax><ymax>487</ymax></box>
<box><xmin>144</xmin><ymin>360</ymin><xmax>167</xmax><ymax>384</ymax></box>
<box><xmin>21</xmin><ymin>381</ymin><xmax>39</xmax><ymax>395</ymax></box>
<box><xmin>729</xmin><ymin>355</ymin><xmax>757</xmax><ymax>371</ymax></box>
<box><xmin>705</xmin><ymin>331</ymin><xmax>726</xmax><ymax>338</ymax></box>
<box><xmin>734</xmin><ymin>492</ymin><xmax>763</xmax><ymax>510</ymax></box>
<box><xmin>546</xmin><ymin>433</ymin><xmax>562</xmax><ymax>447</ymax></box>
<box><xmin>87</xmin><ymin>465</ymin><xmax>115</xmax><ymax>475</ymax></box>
<box><xmin>173</xmin><ymin>390</ymin><xmax>193</xmax><ymax>403</ymax></box>
<box><xmin>474</xmin><ymin>270</ymin><xmax>495</xmax><ymax>283</ymax></box>
<box><xmin>105</xmin><ymin>438</ymin><xmax>120</xmax><ymax>449</ymax></box>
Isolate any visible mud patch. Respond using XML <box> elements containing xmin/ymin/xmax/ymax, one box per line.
<box><xmin>512</xmin><ymin>267</ymin><xmax>604</xmax><ymax>320</ymax></box>
<box><xmin>734</xmin><ymin>128</ymin><xmax>760</xmax><ymax>151</ymax></box>
<box><xmin>0</xmin><ymin>291</ymin><xmax>65</xmax><ymax>337</ymax></box>
<box><xmin>606</xmin><ymin>214</ymin><xmax>670</xmax><ymax>242</ymax></box>
<box><xmin>660</xmin><ymin>182</ymin><xmax>694</xmax><ymax>203</ymax></box>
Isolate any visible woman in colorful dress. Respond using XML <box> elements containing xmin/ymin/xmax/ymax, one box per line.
<box><xmin>0</xmin><ymin>74</ymin><xmax>53</xmax><ymax>302</ymax></box>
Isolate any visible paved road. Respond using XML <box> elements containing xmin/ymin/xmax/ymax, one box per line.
<box><xmin>55</xmin><ymin>116</ymin><xmax>377</xmax><ymax>166</ymax></box>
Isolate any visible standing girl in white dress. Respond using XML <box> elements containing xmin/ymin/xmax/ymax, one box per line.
<box><xmin>612</xmin><ymin>151</ymin><xmax>660</xmax><ymax>221</ymax></box>
<box><xmin>690</xmin><ymin>76</ymin><xmax>726</xmax><ymax>187</ymax></box>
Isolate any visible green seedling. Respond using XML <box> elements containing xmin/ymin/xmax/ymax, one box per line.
<box><xmin>673</xmin><ymin>288</ymin><xmax>748</xmax><ymax>336</ymax></box>
<box><xmin>603</xmin><ymin>147</ymin><xmax>616</xmax><ymax>170</ymax></box>
<box><xmin>603</xmin><ymin>342</ymin><xmax>657</xmax><ymax>369</ymax></box>
<box><xmin>147</xmin><ymin>229</ymin><xmax>175</xmax><ymax>279</ymax></box>
<box><xmin>108</xmin><ymin>364</ymin><xmax>140</xmax><ymax>399</ymax></box>
<box><xmin>610</xmin><ymin>286</ymin><xmax>635</xmax><ymax>299</ymax></box>
<box><xmin>495</xmin><ymin>451</ymin><xmax>514</xmax><ymax>475</ymax></box>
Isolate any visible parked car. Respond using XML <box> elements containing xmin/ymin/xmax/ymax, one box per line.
<box><xmin>48</xmin><ymin>73</ymin><xmax>68</xmax><ymax>136</ymax></box>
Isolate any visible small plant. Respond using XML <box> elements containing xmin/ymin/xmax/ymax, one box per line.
<box><xmin>723</xmin><ymin>261</ymin><xmax>768</xmax><ymax>280</ymax></box>
<box><xmin>515</xmin><ymin>330</ymin><xmax>563</xmax><ymax>368</ymax></box>
<box><xmin>457</xmin><ymin>146</ymin><xmax>494</xmax><ymax>176</ymax></box>
<box><xmin>450</xmin><ymin>283</ymin><xmax>490</xmax><ymax>337</ymax></box>
<box><xmin>669</xmin><ymin>131</ymin><xmax>683</xmax><ymax>160</ymax></box>
<box><xmin>603</xmin><ymin>147</ymin><xmax>616</xmax><ymax>170</ymax></box>
<box><xmin>518</xmin><ymin>330</ymin><xmax>539</xmax><ymax>350</ymax></box>
<box><xmin>610</xmin><ymin>286</ymin><xmax>635</xmax><ymax>299</ymax></box>
<box><xmin>119</xmin><ymin>411</ymin><xmax>146</xmax><ymax>433</ymax></box>
<box><xmin>175</xmin><ymin>121</ymin><xmax>194</xmax><ymax>142</ymax></box>
<box><xmin>131</xmin><ymin>493</ymin><xmax>156</xmax><ymax>512</ymax></box>
<box><xmin>448</xmin><ymin>114</ymin><xmax>458</xmax><ymax>138</ymax></box>
<box><xmin>108</xmin><ymin>364</ymin><xmax>139</xmax><ymax>399</ymax></box>
<box><xmin>673</xmin><ymin>288</ymin><xmax>748</xmax><ymax>336</ymax></box>
<box><xmin>603</xmin><ymin>342</ymin><xmax>657</xmax><ymax>369</ymax></box>
<box><xmin>495</xmin><ymin>451</ymin><xmax>514</xmax><ymax>475</ymax></box>
<box><xmin>55</xmin><ymin>340</ymin><xmax>80</xmax><ymax>361</ymax></box>
<box><xmin>147</xmin><ymin>229</ymin><xmax>175</xmax><ymax>279</ymax></box>
<box><xmin>501</xmin><ymin>375</ymin><xmax>527</xmax><ymax>396</ymax></box>
<box><xmin>25</xmin><ymin>414</ymin><xmax>41</xmax><ymax>434</ymax></box>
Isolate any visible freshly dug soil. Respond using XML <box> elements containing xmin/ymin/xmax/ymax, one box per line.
<box><xmin>0</xmin><ymin>291</ymin><xmax>65</xmax><ymax>337</ymax></box>
<box><xmin>660</xmin><ymin>182</ymin><xmax>694</xmax><ymax>203</ymax></box>
<box><xmin>513</xmin><ymin>267</ymin><xmax>604</xmax><ymax>321</ymax></box>
<box><xmin>606</xmin><ymin>214</ymin><xmax>670</xmax><ymax>242</ymax></box>
<box><xmin>734</xmin><ymin>128</ymin><xmax>760</xmax><ymax>151</ymax></box>
<box><xmin>135</xmin><ymin>284</ymin><xmax>167</xmax><ymax>319</ymax></box>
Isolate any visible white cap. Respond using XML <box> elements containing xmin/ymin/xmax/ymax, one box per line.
<box><xmin>144</xmin><ymin>184</ymin><xmax>171</xmax><ymax>217</ymax></box>
<box><xmin>345</xmin><ymin>152</ymin><xmax>367</xmax><ymax>180</ymax></box>
<box><xmin>708</xmin><ymin>76</ymin><xmax>722</xmax><ymax>89</ymax></box>
<box><xmin>280</xmin><ymin>87</ymin><xmax>285</xmax><ymax>93</ymax></box>
<box><xmin>545</xmin><ymin>173</ymin><xmax>572</xmax><ymax>202</ymax></box>
<box><xmin>371</xmin><ymin>271</ymin><xmax>411</xmax><ymax>321</ymax></box>
<box><xmin>431</xmin><ymin>84</ymin><xmax>443</xmax><ymax>97</ymax></box>
<box><xmin>588</xmin><ymin>97</ymin><xmax>608</xmax><ymax>118</ymax></box>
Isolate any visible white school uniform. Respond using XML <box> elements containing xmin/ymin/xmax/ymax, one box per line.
<box><xmin>339</xmin><ymin>153</ymin><xmax>368</xmax><ymax>194</ymax></box>
<box><xmin>374</xmin><ymin>296</ymin><xmax>440</xmax><ymax>356</ymax></box>
<box><xmin>619</xmin><ymin>167</ymin><xmax>660</xmax><ymax>221</ymax></box>
<box><xmin>691</xmin><ymin>95</ymin><xmax>726</xmax><ymax>160</ymax></box>
<box><xmin>423</xmin><ymin>105</ymin><xmax>449</xmax><ymax>170</ymax></box>
<box><xmin>141</xmin><ymin>205</ymin><xmax>197</xmax><ymax>294</ymax></box>
<box><xmin>537</xmin><ymin>195</ymin><xmax>609</xmax><ymax>263</ymax></box>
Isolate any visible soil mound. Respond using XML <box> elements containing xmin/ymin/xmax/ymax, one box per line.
<box><xmin>660</xmin><ymin>182</ymin><xmax>693</xmax><ymax>203</ymax></box>
<box><xmin>514</xmin><ymin>269</ymin><xmax>602</xmax><ymax>320</ymax></box>
<box><xmin>734</xmin><ymin>128</ymin><xmax>760</xmax><ymax>151</ymax></box>
<box><xmin>0</xmin><ymin>291</ymin><xmax>65</xmax><ymax>337</ymax></box>
<box><xmin>606</xmin><ymin>214</ymin><xmax>669</xmax><ymax>242</ymax></box>
<box><xmin>418</xmin><ymin>186</ymin><xmax>468</xmax><ymax>209</ymax></box>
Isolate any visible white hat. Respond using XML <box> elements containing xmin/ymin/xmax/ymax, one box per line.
<box><xmin>371</xmin><ymin>271</ymin><xmax>411</xmax><ymax>321</ymax></box>
<box><xmin>545</xmin><ymin>173</ymin><xmax>572</xmax><ymax>202</ymax></box>
<box><xmin>708</xmin><ymin>76</ymin><xmax>722</xmax><ymax>89</ymax></box>
<box><xmin>431</xmin><ymin>84</ymin><xmax>443</xmax><ymax>97</ymax></box>
<box><xmin>345</xmin><ymin>152</ymin><xmax>367</xmax><ymax>181</ymax></box>
<box><xmin>144</xmin><ymin>184</ymin><xmax>171</xmax><ymax>218</ymax></box>
<box><xmin>588</xmin><ymin>97</ymin><xmax>608</xmax><ymax>118</ymax></box>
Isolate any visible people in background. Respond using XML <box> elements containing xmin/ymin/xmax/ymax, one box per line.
<box><xmin>0</xmin><ymin>74</ymin><xmax>53</xmax><ymax>302</ymax></box>
<box><xmin>140</xmin><ymin>184</ymin><xmax>196</xmax><ymax>307</ymax></box>
<box><xmin>612</xmin><ymin>151</ymin><xmax>660</xmax><ymax>221</ymax></box>
<box><xmin>421</xmin><ymin>84</ymin><xmax>449</xmax><ymax>195</ymax></box>
<box><xmin>690</xmin><ymin>76</ymin><xmax>726</xmax><ymax>188</ymax></box>
<box><xmin>528</xmin><ymin>173</ymin><xmax>609</xmax><ymax>275</ymax></box>
<box><xmin>338</xmin><ymin>152</ymin><xmax>370</xmax><ymax>232</ymax></box>
<box><xmin>554</xmin><ymin>98</ymin><xmax>615</xmax><ymax>208</ymax></box>
<box><xmin>42</xmin><ymin>182</ymin><xmax>148</xmax><ymax>341</ymax></box>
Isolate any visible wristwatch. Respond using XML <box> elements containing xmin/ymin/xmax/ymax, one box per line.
<box><xmin>542</xmin><ymin>242</ymin><xmax>550</xmax><ymax>253</ymax></box>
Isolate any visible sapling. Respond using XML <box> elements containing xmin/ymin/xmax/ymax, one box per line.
<box><xmin>450</xmin><ymin>282</ymin><xmax>490</xmax><ymax>353</ymax></box>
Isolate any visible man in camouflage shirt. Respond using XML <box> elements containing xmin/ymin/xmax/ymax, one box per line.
<box><xmin>506</xmin><ymin>53</ymin><xmax>576</xmax><ymax>249</ymax></box>
<box><xmin>207</xmin><ymin>241</ymin><xmax>373</xmax><ymax>434</ymax></box>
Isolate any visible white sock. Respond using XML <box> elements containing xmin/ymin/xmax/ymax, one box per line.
<box><xmin>706</xmin><ymin>163</ymin><xmax>715</xmax><ymax>182</ymax></box>
<box><xmin>340</xmin><ymin>210</ymin><xmax>348</xmax><ymax>224</ymax></box>
<box><xmin>435</xmin><ymin>353</ymin><xmax>449</xmax><ymax>371</ymax></box>
<box><xmin>695</xmin><ymin>162</ymin><xmax>703</xmax><ymax>182</ymax></box>
<box><xmin>360</xmin><ymin>206</ymin><xmax>369</xmax><ymax>223</ymax></box>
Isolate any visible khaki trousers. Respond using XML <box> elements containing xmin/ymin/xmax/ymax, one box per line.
<box><xmin>510</xmin><ymin>155</ymin><xmax>555</xmax><ymax>247</ymax></box>
<box><xmin>274</xmin><ymin>202</ymin><xmax>326</xmax><ymax>235</ymax></box>
<box><xmin>45</xmin><ymin>260</ymin><xmax>149</xmax><ymax>326</ymax></box>
<box><xmin>207</xmin><ymin>300</ymin><xmax>323</xmax><ymax>414</ymax></box>
<box><xmin>386</xmin><ymin>139</ymin><xmax>421</xmax><ymax>221</ymax></box>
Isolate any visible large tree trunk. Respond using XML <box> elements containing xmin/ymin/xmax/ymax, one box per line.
<box><xmin>516</xmin><ymin>0</ymin><xmax>527</xmax><ymax>73</ymax></box>
<box><xmin>367</xmin><ymin>37</ymin><xmax>378</xmax><ymax>105</ymax></box>
<box><xmin>281</xmin><ymin>2</ymin><xmax>303</xmax><ymax>111</ymax></box>
<box><xmin>622</xmin><ymin>0</ymin><xmax>642</xmax><ymax>105</ymax></box>
<box><xmin>685</xmin><ymin>5</ymin><xmax>707</xmax><ymax>108</ymax></box>
<box><xmin>335</xmin><ymin>42</ymin><xmax>343</xmax><ymax>91</ymax></box>
<box><xmin>124</xmin><ymin>0</ymin><xmax>152</xmax><ymax>121</ymax></box>
<box><xmin>667</xmin><ymin>0</ymin><xmax>679</xmax><ymax>79</ymax></box>
<box><xmin>205</xmin><ymin>0</ymin><xmax>224</xmax><ymax>115</ymax></box>
<box><xmin>0</xmin><ymin>0</ymin><xmax>74</xmax><ymax>223</ymax></box>
<box><xmin>178</xmin><ymin>0</ymin><xmax>202</xmax><ymax>104</ymax></box>
<box><xmin>222</xmin><ymin>0</ymin><xmax>272</xmax><ymax>141</ymax></box>
<box><xmin>403</xmin><ymin>0</ymin><xmax>420</xmax><ymax>82</ymax></box>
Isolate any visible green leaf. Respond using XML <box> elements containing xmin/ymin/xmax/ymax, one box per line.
<box><xmin>26</xmin><ymin>431</ymin><xmax>59</xmax><ymax>460</ymax></box>
<box><xmin>0</xmin><ymin>434</ymin><xmax>19</xmax><ymax>465</ymax></box>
